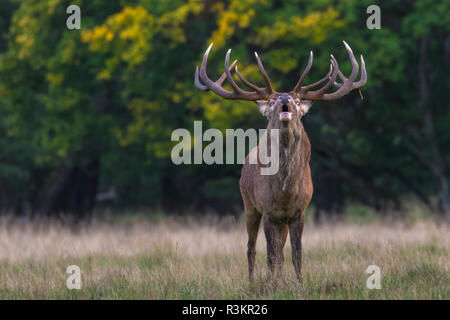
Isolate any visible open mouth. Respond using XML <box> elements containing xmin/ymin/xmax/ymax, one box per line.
<box><xmin>279</xmin><ymin>104</ymin><xmax>292</xmax><ymax>121</ymax></box>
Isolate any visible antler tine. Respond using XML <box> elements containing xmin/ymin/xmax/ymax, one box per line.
<box><xmin>225</xmin><ymin>49</ymin><xmax>252</xmax><ymax>95</ymax></box>
<box><xmin>331</xmin><ymin>53</ymin><xmax>347</xmax><ymax>83</ymax></box>
<box><xmin>199</xmin><ymin>42</ymin><xmax>214</xmax><ymax>85</ymax></box>
<box><xmin>293</xmin><ymin>51</ymin><xmax>313</xmax><ymax>92</ymax></box>
<box><xmin>235</xmin><ymin>66</ymin><xmax>263</xmax><ymax>93</ymax></box>
<box><xmin>254</xmin><ymin>52</ymin><xmax>274</xmax><ymax>94</ymax></box>
<box><xmin>300</xmin><ymin>63</ymin><xmax>333</xmax><ymax>92</ymax></box>
<box><xmin>300</xmin><ymin>41</ymin><xmax>367</xmax><ymax>101</ymax></box>
<box><xmin>343</xmin><ymin>41</ymin><xmax>359</xmax><ymax>81</ymax></box>
<box><xmin>355</xmin><ymin>54</ymin><xmax>367</xmax><ymax>86</ymax></box>
<box><xmin>195</xmin><ymin>65</ymin><xmax>208</xmax><ymax>91</ymax></box>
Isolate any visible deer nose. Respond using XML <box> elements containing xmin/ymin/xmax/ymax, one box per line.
<box><xmin>278</xmin><ymin>95</ymin><xmax>291</xmax><ymax>105</ymax></box>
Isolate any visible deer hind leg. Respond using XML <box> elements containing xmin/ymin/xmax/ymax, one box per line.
<box><xmin>289</xmin><ymin>213</ymin><xmax>305</xmax><ymax>281</ymax></box>
<box><xmin>263</xmin><ymin>215</ymin><xmax>287</xmax><ymax>277</ymax></box>
<box><xmin>243</xmin><ymin>196</ymin><xmax>261</xmax><ymax>281</ymax></box>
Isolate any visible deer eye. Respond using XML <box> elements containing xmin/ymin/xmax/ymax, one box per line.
<box><xmin>269</xmin><ymin>100</ymin><xmax>275</xmax><ymax>108</ymax></box>
<box><xmin>294</xmin><ymin>99</ymin><xmax>301</xmax><ymax>105</ymax></box>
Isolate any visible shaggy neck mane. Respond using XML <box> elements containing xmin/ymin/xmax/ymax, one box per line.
<box><xmin>265</xmin><ymin>119</ymin><xmax>310</xmax><ymax>191</ymax></box>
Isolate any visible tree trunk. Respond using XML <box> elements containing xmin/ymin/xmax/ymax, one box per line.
<box><xmin>314</xmin><ymin>171</ymin><xmax>344</xmax><ymax>223</ymax></box>
<box><xmin>437</xmin><ymin>175</ymin><xmax>450</xmax><ymax>215</ymax></box>
<box><xmin>418</xmin><ymin>36</ymin><xmax>450</xmax><ymax>218</ymax></box>
<box><xmin>35</xmin><ymin>157</ymin><xmax>99</xmax><ymax>220</ymax></box>
<box><xmin>0</xmin><ymin>179</ymin><xmax>9</xmax><ymax>214</ymax></box>
<box><xmin>35</xmin><ymin>165</ymin><xmax>73</xmax><ymax>218</ymax></box>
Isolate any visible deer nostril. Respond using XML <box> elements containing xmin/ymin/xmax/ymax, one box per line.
<box><xmin>282</xmin><ymin>104</ymin><xmax>289</xmax><ymax>112</ymax></box>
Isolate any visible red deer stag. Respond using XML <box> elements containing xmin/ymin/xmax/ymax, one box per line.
<box><xmin>195</xmin><ymin>41</ymin><xmax>367</xmax><ymax>281</ymax></box>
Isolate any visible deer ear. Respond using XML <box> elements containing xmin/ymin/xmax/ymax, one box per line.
<box><xmin>255</xmin><ymin>100</ymin><xmax>270</xmax><ymax>117</ymax></box>
<box><xmin>298</xmin><ymin>100</ymin><xmax>313</xmax><ymax>115</ymax></box>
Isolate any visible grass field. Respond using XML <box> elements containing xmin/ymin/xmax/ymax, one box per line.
<box><xmin>0</xmin><ymin>213</ymin><xmax>448</xmax><ymax>299</ymax></box>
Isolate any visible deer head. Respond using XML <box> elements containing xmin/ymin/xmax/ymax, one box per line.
<box><xmin>195</xmin><ymin>41</ymin><xmax>367</xmax><ymax>146</ymax></box>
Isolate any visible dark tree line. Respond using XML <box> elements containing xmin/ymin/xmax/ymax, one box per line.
<box><xmin>0</xmin><ymin>0</ymin><xmax>448</xmax><ymax>219</ymax></box>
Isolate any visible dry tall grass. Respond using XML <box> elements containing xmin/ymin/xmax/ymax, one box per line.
<box><xmin>0</xmin><ymin>215</ymin><xmax>448</xmax><ymax>299</ymax></box>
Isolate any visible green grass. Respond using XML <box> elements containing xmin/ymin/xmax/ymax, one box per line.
<box><xmin>0</xmin><ymin>216</ymin><xmax>448</xmax><ymax>299</ymax></box>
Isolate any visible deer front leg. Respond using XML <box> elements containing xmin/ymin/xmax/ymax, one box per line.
<box><xmin>289</xmin><ymin>213</ymin><xmax>305</xmax><ymax>281</ymax></box>
<box><xmin>246</xmin><ymin>210</ymin><xmax>262</xmax><ymax>281</ymax></box>
<box><xmin>263</xmin><ymin>215</ymin><xmax>287</xmax><ymax>277</ymax></box>
<box><xmin>242</xmin><ymin>190</ymin><xmax>262</xmax><ymax>281</ymax></box>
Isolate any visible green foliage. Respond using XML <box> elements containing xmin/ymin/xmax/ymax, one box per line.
<box><xmin>0</xmin><ymin>0</ymin><xmax>448</xmax><ymax>214</ymax></box>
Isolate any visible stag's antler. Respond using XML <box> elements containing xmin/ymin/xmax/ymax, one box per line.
<box><xmin>195</xmin><ymin>41</ymin><xmax>366</xmax><ymax>102</ymax></box>
<box><xmin>292</xmin><ymin>41</ymin><xmax>367</xmax><ymax>101</ymax></box>
<box><xmin>194</xmin><ymin>43</ymin><xmax>274</xmax><ymax>100</ymax></box>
